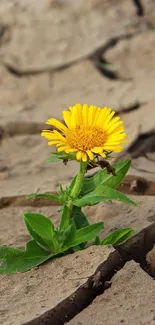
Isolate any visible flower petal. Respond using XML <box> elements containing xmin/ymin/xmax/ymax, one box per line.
<box><xmin>82</xmin><ymin>104</ymin><xmax>89</xmax><ymax>125</ymax></box>
<box><xmin>46</xmin><ymin>118</ymin><xmax>67</xmax><ymax>133</ymax></box>
<box><xmin>81</xmin><ymin>152</ymin><xmax>87</xmax><ymax>162</ymax></box>
<box><xmin>86</xmin><ymin>150</ymin><xmax>94</xmax><ymax>160</ymax></box>
<box><xmin>76</xmin><ymin>151</ymin><xmax>82</xmax><ymax>160</ymax></box>
<box><xmin>41</xmin><ymin>130</ymin><xmax>54</xmax><ymax>140</ymax></box>
<box><xmin>87</xmin><ymin>105</ymin><xmax>97</xmax><ymax>125</ymax></box>
<box><xmin>99</xmin><ymin>152</ymin><xmax>106</xmax><ymax>158</ymax></box>
<box><xmin>96</xmin><ymin>107</ymin><xmax>111</xmax><ymax>127</ymax></box>
<box><xmin>70</xmin><ymin>105</ymin><xmax>77</xmax><ymax>128</ymax></box>
<box><xmin>92</xmin><ymin>147</ymin><xmax>103</xmax><ymax>153</ymax></box>
<box><xmin>62</xmin><ymin>111</ymin><xmax>72</xmax><ymax>128</ymax></box>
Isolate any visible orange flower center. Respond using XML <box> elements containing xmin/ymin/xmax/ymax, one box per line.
<box><xmin>65</xmin><ymin>126</ymin><xmax>107</xmax><ymax>151</ymax></box>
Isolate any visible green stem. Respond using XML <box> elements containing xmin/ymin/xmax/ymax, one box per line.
<box><xmin>59</xmin><ymin>161</ymin><xmax>87</xmax><ymax>231</ymax></box>
<box><xmin>68</xmin><ymin>161</ymin><xmax>87</xmax><ymax>210</ymax></box>
<box><xmin>71</xmin><ymin>161</ymin><xmax>87</xmax><ymax>199</ymax></box>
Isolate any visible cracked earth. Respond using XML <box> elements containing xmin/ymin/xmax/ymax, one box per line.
<box><xmin>1</xmin><ymin>1</ymin><xmax>155</xmax><ymax>324</ymax></box>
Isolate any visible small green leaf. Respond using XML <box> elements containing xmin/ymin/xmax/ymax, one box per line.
<box><xmin>68</xmin><ymin>175</ymin><xmax>77</xmax><ymax>193</ymax></box>
<box><xmin>82</xmin><ymin>160</ymin><xmax>131</xmax><ymax>195</ymax></box>
<box><xmin>46</xmin><ymin>152</ymin><xmax>64</xmax><ymax>163</ymax></box>
<box><xmin>63</xmin><ymin>222</ymin><xmax>104</xmax><ymax>249</ymax></box>
<box><xmin>101</xmin><ymin>228</ymin><xmax>134</xmax><ymax>245</ymax></box>
<box><xmin>27</xmin><ymin>193</ymin><xmax>61</xmax><ymax>202</ymax></box>
<box><xmin>59</xmin><ymin>205</ymin><xmax>71</xmax><ymax>230</ymax></box>
<box><xmin>61</xmin><ymin>222</ymin><xmax>76</xmax><ymax>247</ymax></box>
<box><xmin>47</xmin><ymin>151</ymin><xmax>76</xmax><ymax>163</ymax></box>
<box><xmin>73</xmin><ymin>185</ymin><xmax>137</xmax><ymax>207</ymax></box>
<box><xmin>23</xmin><ymin>213</ymin><xmax>57</xmax><ymax>251</ymax></box>
<box><xmin>71</xmin><ymin>207</ymin><xmax>89</xmax><ymax>250</ymax></box>
<box><xmin>58</xmin><ymin>184</ymin><xmax>64</xmax><ymax>196</ymax></box>
<box><xmin>93</xmin><ymin>236</ymin><xmax>101</xmax><ymax>245</ymax></box>
<box><xmin>24</xmin><ymin>219</ymin><xmax>52</xmax><ymax>252</ymax></box>
<box><xmin>0</xmin><ymin>241</ymin><xmax>52</xmax><ymax>273</ymax></box>
<box><xmin>23</xmin><ymin>212</ymin><xmax>54</xmax><ymax>239</ymax></box>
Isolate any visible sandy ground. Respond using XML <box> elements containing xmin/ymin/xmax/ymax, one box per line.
<box><xmin>0</xmin><ymin>1</ymin><xmax>155</xmax><ymax>324</ymax></box>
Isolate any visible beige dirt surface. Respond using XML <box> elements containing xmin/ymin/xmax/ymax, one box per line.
<box><xmin>1</xmin><ymin>0</ymin><xmax>155</xmax><ymax>324</ymax></box>
<box><xmin>68</xmin><ymin>261</ymin><xmax>155</xmax><ymax>325</ymax></box>
<box><xmin>0</xmin><ymin>246</ymin><xmax>112</xmax><ymax>325</ymax></box>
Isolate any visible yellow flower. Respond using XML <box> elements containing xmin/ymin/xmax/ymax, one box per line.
<box><xmin>41</xmin><ymin>104</ymin><xmax>127</xmax><ymax>162</ymax></box>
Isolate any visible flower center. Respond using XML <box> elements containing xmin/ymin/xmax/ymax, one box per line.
<box><xmin>66</xmin><ymin>126</ymin><xmax>107</xmax><ymax>151</ymax></box>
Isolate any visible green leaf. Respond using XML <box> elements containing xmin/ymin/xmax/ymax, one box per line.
<box><xmin>93</xmin><ymin>236</ymin><xmax>101</xmax><ymax>245</ymax></box>
<box><xmin>61</xmin><ymin>222</ymin><xmax>76</xmax><ymax>248</ymax></box>
<box><xmin>24</xmin><ymin>219</ymin><xmax>52</xmax><ymax>252</ymax></box>
<box><xmin>59</xmin><ymin>205</ymin><xmax>71</xmax><ymax>230</ymax></box>
<box><xmin>73</xmin><ymin>185</ymin><xmax>138</xmax><ymax>207</ymax></box>
<box><xmin>58</xmin><ymin>184</ymin><xmax>64</xmax><ymax>196</ymax></box>
<box><xmin>72</xmin><ymin>206</ymin><xmax>89</xmax><ymax>229</ymax></box>
<box><xmin>27</xmin><ymin>193</ymin><xmax>61</xmax><ymax>202</ymax></box>
<box><xmin>101</xmin><ymin>228</ymin><xmax>134</xmax><ymax>245</ymax></box>
<box><xmin>71</xmin><ymin>207</ymin><xmax>89</xmax><ymax>250</ymax></box>
<box><xmin>82</xmin><ymin>160</ymin><xmax>131</xmax><ymax>195</ymax></box>
<box><xmin>23</xmin><ymin>213</ymin><xmax>56</xmax><ymax>251</ymax></box>
<box><xmin>68</xmin><ymin>175</ymin><xmax>77</xmax><ymax>193</ymax></box>
<box><xmin>0</xmin><ymin>241</ymin><xmax>53</xmax><ymax>274</ymax></box>
<box><xmin>0</xmin><ymin>222</ymin><xmax>103</xmax><ymax>273</ymax></box>
<box><xmin>47</xmin><ymin>151</ymin><xmax>76</xmax><ymax>163</ymax></box>
<box><xmin>63</xmin><ymin>222</ymin><xmax>104</xmax><ymax>249</ymax></box>
<box><xmin>46</xmin><ymin>152</ymin><xmax>64</xmax><ymax>163</ymax></box>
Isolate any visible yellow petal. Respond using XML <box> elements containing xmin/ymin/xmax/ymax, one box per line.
<box><xmin>92</xmin><ymin>147</ymin><xmax>103</xmax><ymax>153</ymax></box>
<box><xmin>62</xmin><ymin>111</ymin><xmax>72</xmax><ymax>128</ymax></box>
<box><xmin>45</xmin><ymin>118</ymin><xmax>67</xmax><ymax>133</ymax></box>
<box><xmin>106</xmin><ymin>116</ymin><xmax>121</xmax><ymax>131</ymax></box>
<box><xmin>96</xmin><ymin>107</ymin><xmax>111</xmax><ymax>127</ymax></box>
<box><xmin>93</xmin><ymin>107</ymin><xmax>102</xmax><ymax>125</ymax></box>
<box><xmin>88</xmin><ymin>105</ymin><xmax>98</xmax><ymax>125</ymax></box>
<box><xmin>52</xmin><ymin>130</ymin><xmax>67</xmax><ymax>142</ymax></box>
<box><xmin>82</xmin><ymin>104</ymin><xmax>89</xmax><ymax>125</ymax></box>
<box><xmin>104</xmin><ymin>111</ymin><xmax>115</xmax><ymax>127</ymax></box>
<box><xmin>107</xmin><ymin>116</ymin><xmax>120</xmax><ymax>126</ymax></box>
<box><xmin>69</xmin><ymin>103</ymin><xmax>82</xmax><ymax>113</ymax></box>
<box><xmin>82</xmin><ymin>152</ymin><xmax>88</xmax><ymax>162</ymax></box>
<box><xmin>86</xmin><ymin>150</ymin><xmax>94</xmax><ymax>160</ymax></box>
<box><xmin>107</xmin><ymin>121</ymin><xmax>123</xmax><ymax>134</ymax></box>
<box><xmin>74</xmin><ymin>103</ymin><xmax>83</xmax><ymax>125</ymax></box>
<box><xmin>47</xmin><ymin>140</ymin><xmax>62</xmax><ymax>145</ymax></box>
<box><xmin>70</xmin><ymin>105</ymin><xmax>77</xmax><ymax>128</ymax></box>
<box><xmin>41</xmin><ymin>130</ymin><xmax>66</xmax><ymax>142</ymax></box>
<box><xmin>57</xmin><ymin>146</ymin><xmax>69</xmax><ymax>152</ymax></box>
<box><xmin>41</xmin><ymin>130</ymin><xmax>54</xmax><ymax>139</ymax></box>
<box><xmin>99</xmin><ymin>152</ymin><xmax>106</xmax><ymax>158</ymax></box>
<box><xmin>76</xmin><ymin>151</ymin><xmax>82</xmax><ymax>160</ymax></box>
<box><xmin>105</xmin><ymin>134</ymin><xmax>127</xmax><ymax>143</ymax></box>
<box><xmin>103</xmin><ymin>145</ymin><xmax>123</xmax><ymax>152</ymax></box>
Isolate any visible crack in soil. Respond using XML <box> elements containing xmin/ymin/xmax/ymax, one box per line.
<box><xmin>0</xmin><ymin>194</ymin><xmax>60</xmax><ymax>209</ymax></box>
<box><xmin>117</xmin><ymin>101</ymin><xmax>147</xmax><ymax>114</ymax></box>
<box><xmin>89</xmin><ymin>28</ymin><xmax>144</xmax><ymax>63</ymax></box>
<box><xmin>21</xmin><ymin>222</ymin><xmax>155</xmax><ymax>325</ymax></box>
<box><xmin>91</xmin><ymin>56</ymin><xmax>132</xmax><ymax>81</ymax></box>
<box><xmin>0</xmin><ymin>122</ymin><xmax>55</xmax><ymax>140</ymax></box>
<box><xmin>1</xmin><ymin>30</ymin><xmax>141</xmax><ymax>78</ymax></box>
<box><xmin>132</xmin><ymin>0</ymin><xmax>144</xmax><ymax>16</ymax></box>
<box><xmin>115</xmin><ymin>129</ymin><xmax>155</xmax><ymax>161</ymax></box>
